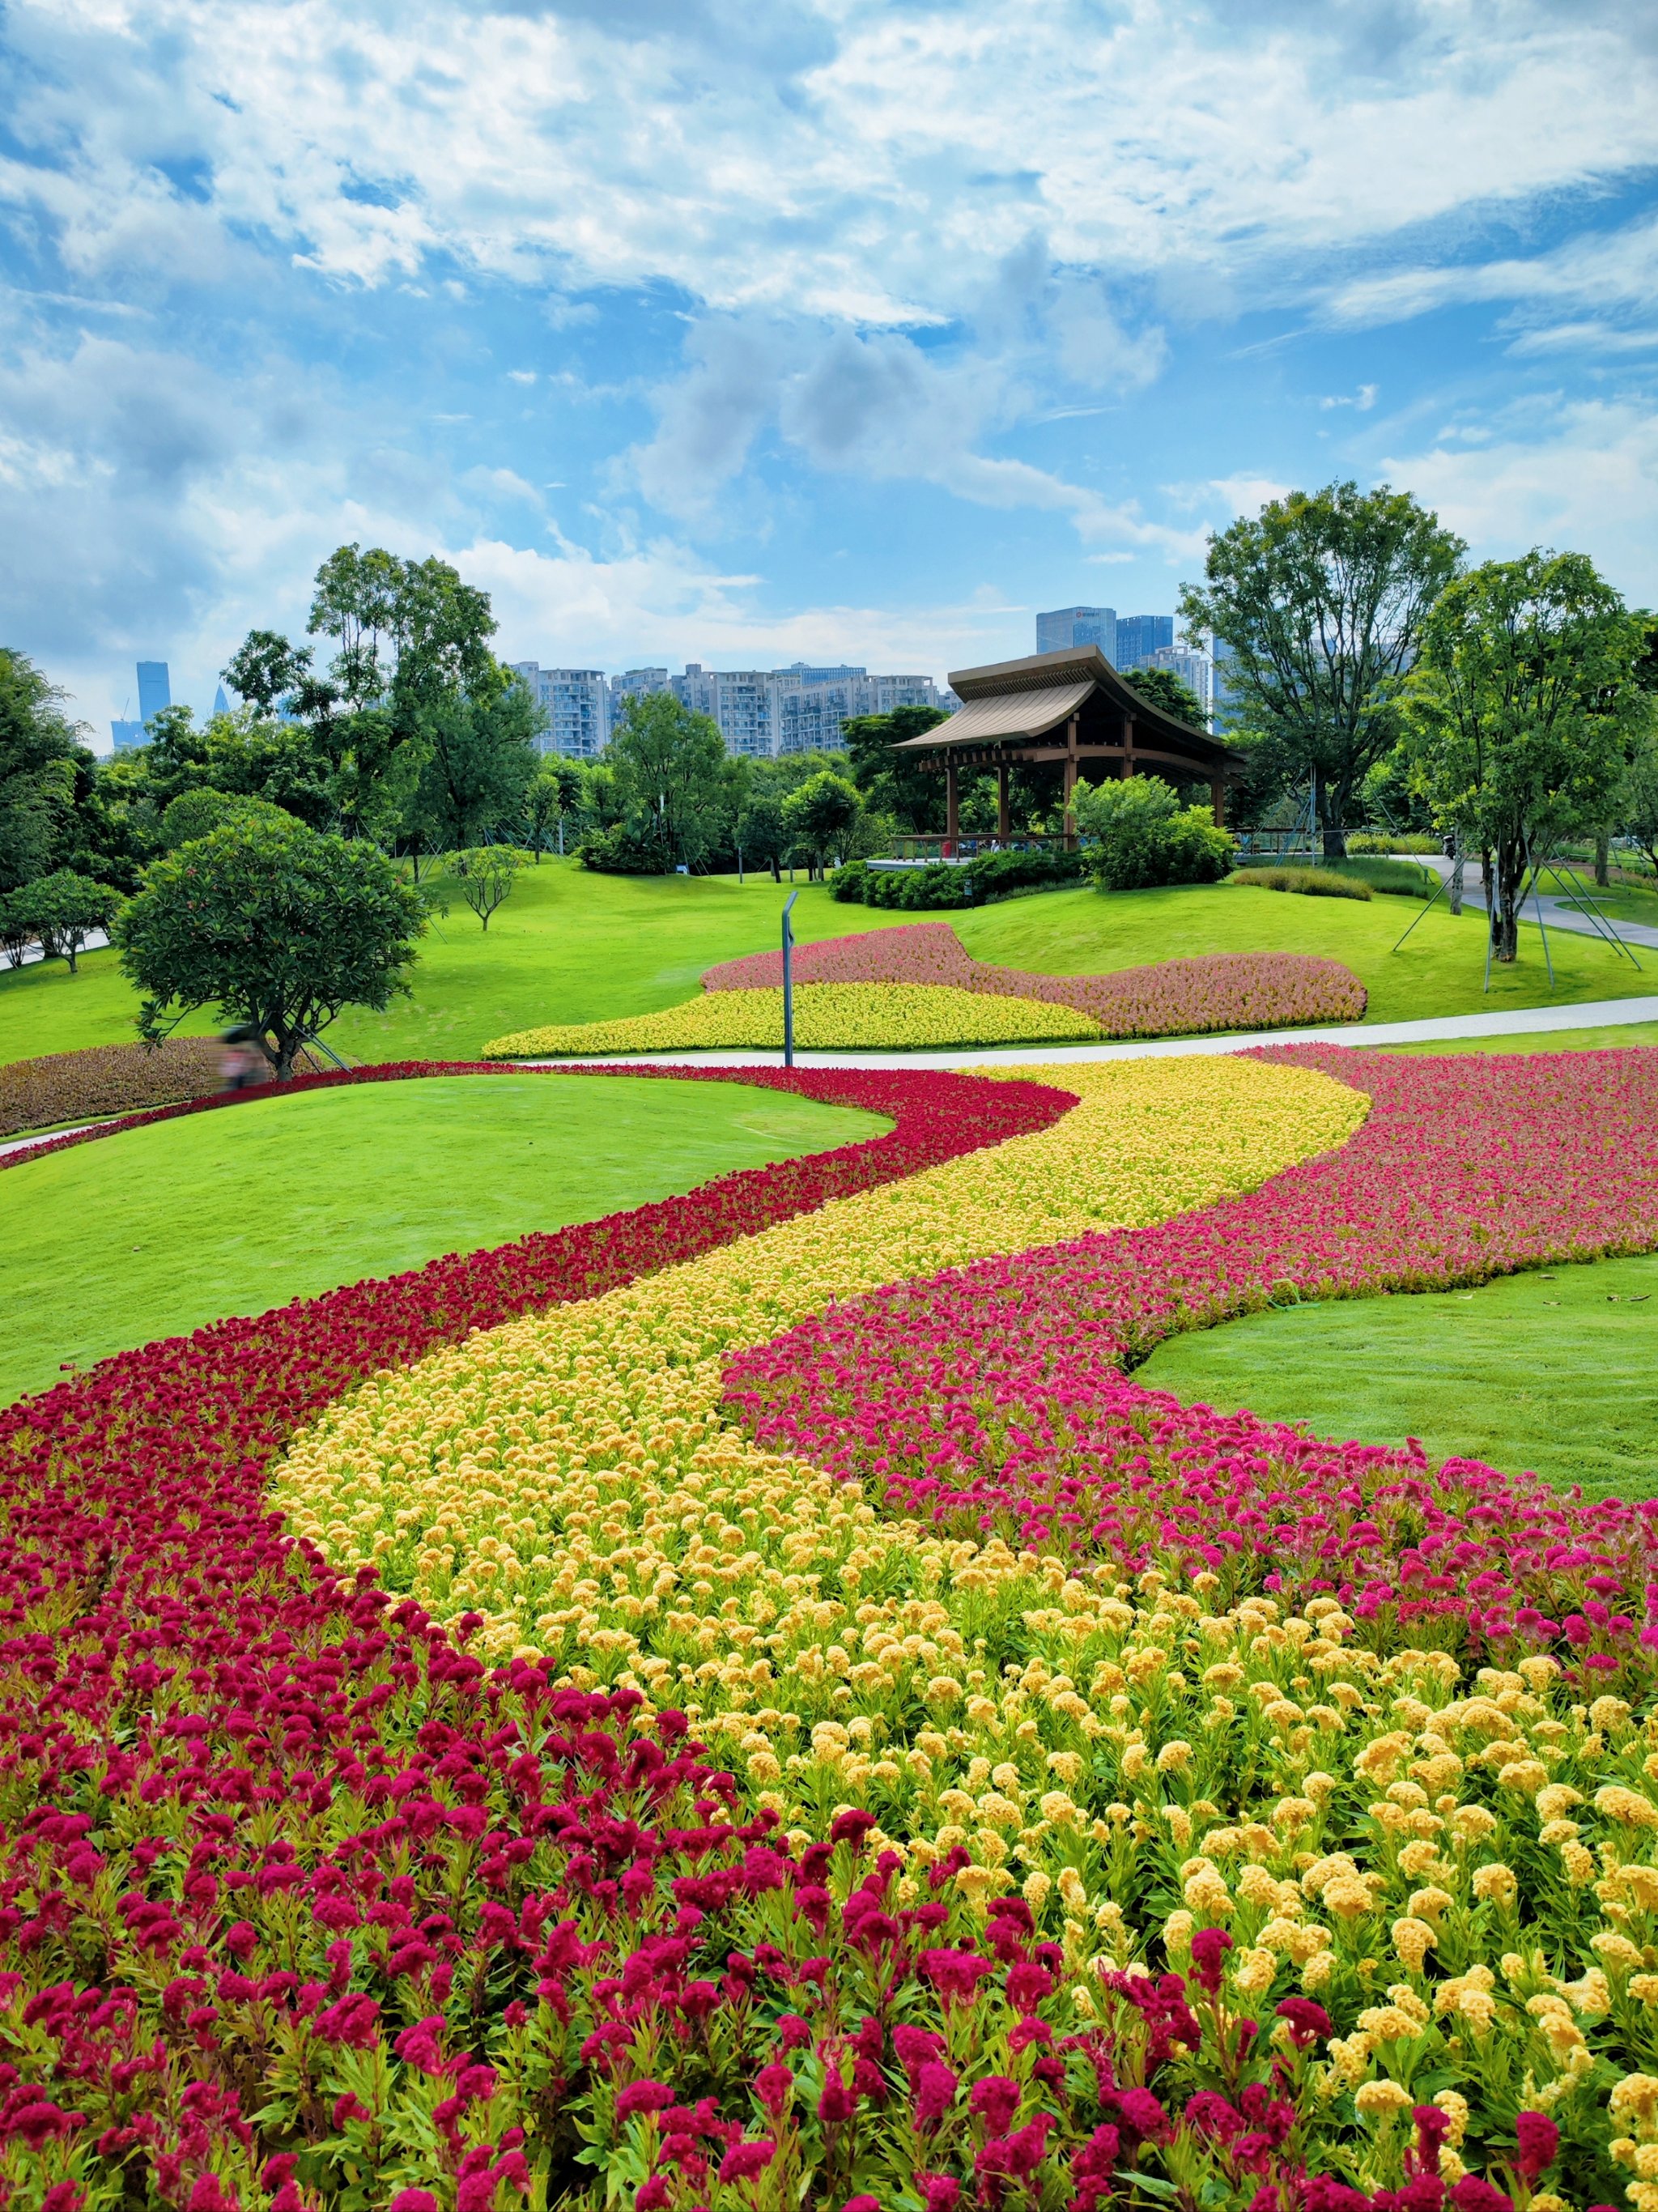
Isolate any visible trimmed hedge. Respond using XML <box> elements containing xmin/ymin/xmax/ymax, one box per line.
<box><xmin>1231</xmin><ymin>865</ymin><xmax>1371</xmax><ymax>900</ymax></box>
<box><xmin>831</xmin><ymin>846</ymin><xmax>1087</xmax><ymax>908</ymax></box>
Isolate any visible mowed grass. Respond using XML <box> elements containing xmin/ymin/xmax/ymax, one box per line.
<box><xmin>1135</xmin><ymin>1251</ymin><xmax>1658</xmax><ymax>1502</ymax></box>
<box><xmin>1384</xmin><ymin>1023</ymin><xmax>1658</xmax><ymax>1055</ymax></box>
<box><xmin>0</xmin><ymin>1071</ymin><xmax>886</xmax><ymax>1407</ymax></box>
<box><xmin>3</xmin><ymin>860</ymin><xmax>1652</xmax><ymax>1070</ymax></box>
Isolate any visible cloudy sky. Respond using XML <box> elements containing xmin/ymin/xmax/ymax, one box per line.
<box><xmin>4</xmin><ymin>0</ymin><xmax>1658</xmax><ymax>742</ymax></box>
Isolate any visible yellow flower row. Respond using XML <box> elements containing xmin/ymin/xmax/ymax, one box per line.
<box><xmin>482</xmin><ymin>981</ymin><xmax>1102</xmax><ymax>1057</ymax></box>
<box><xmin>272</xmin><ymin>1052</ymin><xmax>1656</xmax><ymax>2148</ymax></box>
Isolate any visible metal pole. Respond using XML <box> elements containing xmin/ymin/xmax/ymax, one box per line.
<box><xmin>1391</xmin><ymin>868</ymin><xmax>1450</xmax><ymax>952</ymax></box>
<box><xmin>1525</xmin><ymin>842</ymin><xmax>1555</xmax><ymax>989</ymax></box>
<box><xmin>781</xmin><ymin>889</ymin><xmax>798</xmax><ymax>1068</ymax></box>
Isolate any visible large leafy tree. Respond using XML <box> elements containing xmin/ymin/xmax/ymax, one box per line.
<box><xmin>605</xmin><ymin>692</ymin><xmax>740</xmax><ymax>871</ymax></box>
<box><xmin>841</xmin><ymin>705</ymin><xmax>949</xmax><ymax>831</ymax></box>
<box><xmin>0</xmin><ymin>649</ymin><xmax>91</xmax><ymax>893</ymax></box>
<box><xmin>117</xmin><ymin>817</ymin><xmax>428</xmax><ymax>1078</ymax></box>
<box><xmin>1180</xmin><ymin>481</ymin><xmax>1465</xmax><ymax>857</ymax></box>
<box><xmin>406</xmin><ymin>672</ymin><xmax>542</xmax><ymax>854</ymax></box>
<box><xmin>1403</xmin><ymin>550</ymin><xmax>1646</xmax><ymax>963</ymax></box>
<box><xmin>1123</xmin><ymin>666</ymin><xmax>1205</xmax><ymax>727</ymax></box>
<box><xmin>781</xmin><ymin>771</ymin><xmax>863</xmax><ymax>879</ymax></box>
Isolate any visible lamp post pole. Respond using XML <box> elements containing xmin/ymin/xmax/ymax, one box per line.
<box><xmin>781</xmin><ymin>889</ymin><xmax>798</xmax><ymax>1068</ymax></box>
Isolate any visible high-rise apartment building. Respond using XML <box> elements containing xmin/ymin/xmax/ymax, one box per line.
<box><xmin>1114</xmin><ymin>615</ymin><xmax>1175</xmax><ymax>670</ymax></box>
<box><xmin>610</xmin><ymin>669</ymin><xmax>670</xmax><ymax>717</ymax></box>
<box><xmin>1035</xmin><ymin>606</ymin><xmax>1116</xmax><ymax>660</ymax></box>
<box><xmin>1148</xmin><ymin>644</ymin><xmax>1214</xmax><ymax>724</ymax></box>
<box><xmin>509</xmin><ymin>663</ymin><xmax>610</xmax><ymax>759</ymax></box>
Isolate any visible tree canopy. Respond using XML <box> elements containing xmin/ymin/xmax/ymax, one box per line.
<box><xmin>1180</xmin><ymin>481</ymin><xmax>1465</xmax><ymax>858</ymax></box>
<box><xmin>593</xmin><ymin>692</ymin><xmax>740</xmax><ymax>872</ymax></box>
<box><xmin>1123</xmin><ymin>666</ymin><xmax>1205</xmax><ymax>728</ymax></box>
<box><xmin>0</xmin><ymin>649</ymin><xmax>90</xmax><ymax>895</ymax></box>
<box><xmin>116</xmin><ymin>817</ymin><xmax>428</xmax><ymax>1079</ymax></box>
<box><xmin>841</xmin><ymin>705</ymin><xmax>948</xmax><ymax>832</ymax></box>
<box><xmin>1402</xmin><ymin>549</ymin><xmax>1647</xmax><ymax>961</ymax></box>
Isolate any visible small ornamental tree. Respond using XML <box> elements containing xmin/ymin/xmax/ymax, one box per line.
<box><xmin>781</xmin><ymin>771</ymin><xmax>863</xmax><ymax>879</ymax></box>
<box><xmin>116</xmin><ymin>818</ymin><xmax>427</xmax><ymax>1078</ymax></box>
<box><xmin>13</xmin><ymin>869</ymin><xmax>120</xmax><ymax>971</ymax></box>
<box><xmin>451</xmin><ymin>844</ymin><xmax>522</xmax><ymax>929</ymax></box>
<box><xmin>1075</xmin><ymin>774</ymin><xmax>1234</xmax><ymax>891</ymax></box>
<box><xmin>1404</xmin><ymin>550</ymin><xmax>1646</xmax><ymax>963</ymax></box>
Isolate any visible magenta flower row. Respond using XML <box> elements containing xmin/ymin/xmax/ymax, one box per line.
<box><xmin>702</xmin><ymin>922</ymin><xmax>1367</xmax><ymax>1037</ymax></box>
<box><xmin>724</xmin><ymin>1044</ymin><xmax>1658</xmax><ymax>1680</ymax></box>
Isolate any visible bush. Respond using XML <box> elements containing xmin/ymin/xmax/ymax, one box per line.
<box><xmin>160</xmin><ymin>788</ymin><xmax>292</xmax><ymax>849</ymax></box>
<box><xmin>830</xmin><ymin>846</ymin><xmax>1087</xmax><ymax>908</ymax></box>
<box><xmin>576</xmin><ymin>819</ymin><xmax>671</xmax><ymax>874</ymax></box>
<box><xmin>7</xmin><ymin>870</ymin><xmax>121</xmax><ymax>970</ymax></box>
<box><xmin>1231</xmin><ymin>865</ymin><xmax>1371</xmax><ymax>900</ymax></box>
<box><xmin>1346</xmin><ymin>831</ymin><xmax>1443</xmax><ymax>854</ymax></box>
<box><xmin>1074</xmin><ymin>775</ymin><xmax>1234</xmax><ymax>891</ymax></box>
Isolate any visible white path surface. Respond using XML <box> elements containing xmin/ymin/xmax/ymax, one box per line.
<box><xmin>521</xmin><ymin>990</ymin><xmax>1658</xmax><ymax>1074</ymax></box>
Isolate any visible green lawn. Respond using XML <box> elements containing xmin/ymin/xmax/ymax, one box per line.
<box><xmin>5</xmin><ymin>861</ymin><xmax>1652</xmax><ymax>1070</ymax></box>
<box><xmin>1134</xmin><ymin>1252</ymin><xmax>1658</xmax><ymax>1501</ymax></box>
<box><xmin>0</xmin><ymin>1071</ymin><xmax>885</xmax><ymax>1407</ymax></box>
<box><xmin>1555</xmin><ymin>883</ymin><xmax>1658</xmax><ymax>929</ymax></box>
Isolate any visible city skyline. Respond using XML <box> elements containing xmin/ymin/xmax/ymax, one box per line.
<box><xmin>5</xmin><ymin>5</ymin><xmax>1654</xmax><ymax>744</ymax></box>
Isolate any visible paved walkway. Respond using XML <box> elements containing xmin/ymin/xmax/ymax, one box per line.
<box><xmin>1414</xmin><ymin>854</ymin><xmax>1657</xmax><ymax>955</ymax></box>
<box><xmin>521</xmin><ymin>990</ymin><xmax>1658</xmax><ymax>1074</ymax></box>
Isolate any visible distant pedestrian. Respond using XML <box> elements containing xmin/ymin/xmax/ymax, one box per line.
<box><xmin>219</xmin><ymin>1027</ymin><xmax>265</xmax><ymax>1094</ymax></box>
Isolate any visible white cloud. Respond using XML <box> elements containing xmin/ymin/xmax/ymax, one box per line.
<box><xmin>1380</xmin><ymin>399</ymin><xmax>1658</xmax><ymax>595</ymax></box>
<box><xmin>1327</xmin><ymin>211</ymin><xmax>1658</xmax><ymax>335</ymax></box>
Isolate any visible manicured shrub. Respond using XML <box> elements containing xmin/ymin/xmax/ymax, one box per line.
<box><xmin>831</xmin><ymin>848</ymin><xmax>1088</xmax><ymax>908</ymax></box>
<box><xmin>1346</xmin><ymin>831</ymin><xmax>1443</xmax><ymax>855</ymax></box>
<box><xmin>1076</xmin><ymin>774</ymin><xmax>1235</xmax><ymax>891</ymax></box>
<box><xmin>0</xmin><ymin>1037</ymin><xmax>269</xmax><ymax>1138</ymax></box>
<box><xmin>1233</xmin><ymin>864</ymin><xmax>1372</xmax><ymax>899</ymax></box>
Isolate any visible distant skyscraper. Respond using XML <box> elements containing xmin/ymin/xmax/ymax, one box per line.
<box><xmin>213</xmin><ymin>683</ymin><xmax>230</xmax><ymax>716</ymax></box>
<box><xmin>136</xmin><ymin>661</ymin><xmax>171</xmax><ymax>723</ymax></box>
<box><xmin>110</xmin><ymin>719</ymin><xmax>146</xmax><ymax>751</ymax></box>
<box><xmin>1115</xmin><ymin>615</ymin><xmax>1174</xmax><ymax>670</ymax></box>
<box><xmin>1036</xmin><ymin>606</ymin><xmax>1117</xmax><ymax>661</ymax></box>
<box><xmin>1206</xmin><ymin>634</ymin><xmax>1240</xmax><ymax>731</ymax></box>
<box><xmin>1148</xmin><ymin>644</ymin><xmax>1214</xmax><ymax>724</ymax></box>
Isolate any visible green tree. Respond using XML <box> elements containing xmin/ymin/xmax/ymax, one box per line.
<box><xmin>450</xmin><ymin>844</ymin><xmax>523</xmax><ymax>929</ymax></box>
<box><xmin>1124</xmin><ymin>666</ymin><xmax>1205</xmax><ymax>727</ymax></box>
<box><xmin>605</xmin><ymin>692</ymin><xmax>739</xmax><ymax>872</ymax></box>
<box><xmin>782</xmin><ymin>771</ymin><xmax>863</xmax><ymax>879</ymax></box>
<box><xmin>1074</xmin><ymin>774</ymin><xmax>1235</xmax><ymax>891</ymax></box>
<box><xmin>406</xmin><ymin>673</ymin><xmax>542</xmax><ymax>854</ymax></box>
<box><xmin>117</xmin><ymin>818</ymin><xmax>428</xmax><ymax>1078</ymax></box>
<box><xmin>1180</xmin><ymin>481</ymin><xmax>1465</xmax><ymax>858</ymax></box>
<box><xmin>159</xmin><ymin>787</ymin><xmax>292</xmax><ymax>849</ymax></box>
<box><xmin>0</xmin><ymin>649</ymin><xmax>89</xmax><ymax>893</ymax></box>
<box><xmin>735</xmin><ymin>785</ymin><xmax>789</xmax><ymax>880</ymax></box>
<box><xmin>1403</xmin><ymin>550</ymin><xmax>1646</xmax><ymax>962</ymax></box>
<box><xmin>523</xmin><ymin>759</ymin><xmax>582</xmax><ymax>858</ymax></box>
<box><xmin>841</xmin><ymin>705</ymin><xmax>949</xmax><ymax>831</ymax></box>
<box><xmin>11</xmin><ymin>870</ymin><xmax>119</xmax><ymax>971</ymax></box>
<box><xmin>222</xmin><ymin>629</ymin><xmax>313</xmax><ymax>714</ymax></box>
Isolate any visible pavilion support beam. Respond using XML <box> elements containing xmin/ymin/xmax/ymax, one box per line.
<box><xmin>1211</xmin><ymin>776</ymin><xmax>1226</xmax><ymax>828</ymax></box>
<box><xmin>997</xmin><ymin>762</ymin><xmax>1010</xmax><ymax>841</ymax></box>
<box><xmin>1124</xmin><ymin>710</ymin><xmax>1136</xmax><ymax>781</ymax></box>
<box><xmin>946</xmin><ymin>758</ymin><xmax>959</xmax><ymax>850</ymax></box>
<box><xmin>1063</xmin><ymin>713</ymin><xmax>1078</xmax><ymax>850</ymax></box>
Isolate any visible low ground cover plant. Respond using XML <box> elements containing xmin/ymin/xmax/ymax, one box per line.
<box><xmin>1235</xmin><ymin>866</ymin><xmax>1375</xmax><ymax>900</ymax></box>
<box><xmin>704</xmin><ymin>923</ymin><xmax>1367</xmax><ymax>1038</ymax></box>
<box><xmin>0</xmin><ymin>1037</ymin><xmax>241</xmax><ymax>1138</ymax></box>
<box><xmin>482</xmin><ymin>981</ymin><xmax>1103</xmax><ymax>1057</ymax></box>
<box><xmin>1346</xmin><ymin>834</ymin><xmax>1444</xmax><ymax>857</ymax></box>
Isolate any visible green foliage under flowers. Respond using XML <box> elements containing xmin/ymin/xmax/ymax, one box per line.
<box><xmin>1075</xmin><ymin>775</ymin><xmax>1235</xmax><ymax>891</ymax></box>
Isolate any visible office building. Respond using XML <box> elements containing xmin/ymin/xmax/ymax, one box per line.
<box><xmin>1036</xmin><ymin>606</ymin><xmax>1116</xmax><ymax>661</ymax></box>
<box><xmin>509</xmin><ymin>663</ymin><xmax>610</xmax><ymax>759</ymax></box>
<box><xmin>213</xmin><ymin>683</ymin><xmax>230</xmax><ymax>717</ymax></box>
<box><xmin>1148</xmin><ymin>644</ymin><xmax>1214</xmax><ymax>724</ymax></box>
<box><xmin>1207</xmin><ymin>634</ymin><xmax>1240</xmax><ymax>732</ymax></box>
<box><xmin>111</xmin><ymin>658</ymin><xmax>171</xmax><ymax>750</ymax></box>
<box><xmin>1115</xmin><ymin>615</ymin><xmax>1175</xmax><ymax>670</ymax></box>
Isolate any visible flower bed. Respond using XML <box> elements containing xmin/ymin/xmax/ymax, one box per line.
<box><xmin>0</xmin><ymin>1038</ymin><xmax>321</xmax><ymax>1140</ymax></box>
<box><xmin>482</xmin><ymin>981</ymin><xmax>1101</xmax><ymax>1058</ymax></box>
<box><xmin>704</xmin><ymin>924</ymin><xmax>1367</xmax><ymax>1037</ymax></box>
<box><xmin>6</xmin><ymin>1051</ymin><xmax>1658</xmax><ymax>2210</ymax></box>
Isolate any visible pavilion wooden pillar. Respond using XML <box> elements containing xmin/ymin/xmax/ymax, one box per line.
<box><xmin>1124</xmin><ymin>710</ymin><xmax>1136</xmax><ymax>780</ymax></box>
<box><xmin>1211</xmin><ymin>776</ymin><xmax>1226</xmax><ymax>827</ymax></box>
<box><xmin>945</xmin><ymin>758</ymin><xmax>959</xmax><ymax>853</ymax></box>
<box><xmin>997</xmin><ymin>760</ymin><xmax>1010</xmax><ymax>843</ymax></box>
<box><xmin>1062</xmin><ymin>715</ymin><xmax>1078</xmax><ymax>849</ymax></box>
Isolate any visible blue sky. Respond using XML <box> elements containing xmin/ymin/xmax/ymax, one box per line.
<box><xmin>3</xmin><ymin>0</ymin><xmax>1658</xmax><ymax>745</ymax></box>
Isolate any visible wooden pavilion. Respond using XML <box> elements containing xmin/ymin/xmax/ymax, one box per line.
<box><xmin>895</xmin><ymin>643</ymin><xmax>1247</xmax><ymax>848</ymax></box>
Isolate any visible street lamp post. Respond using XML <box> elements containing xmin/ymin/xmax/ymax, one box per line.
<box><xmin>781</xmin><ymin>889</ymin><xmax>798</xmax><ymax>1068</ymax></box>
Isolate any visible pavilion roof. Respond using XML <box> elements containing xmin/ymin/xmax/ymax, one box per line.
<box><xmin>895</xmin><ymin>643</ymin><xmax>1245</xmax><ymax>771</ymax></box>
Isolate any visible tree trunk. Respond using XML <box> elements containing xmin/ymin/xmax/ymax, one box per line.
<box><xmin>1596</xmin><ymin>830</ymin><xmax>1610</xmax><ymax>887</ymax></box>
<box><xmin>1490</xmin><ymin>839</ymin><xmax>1524</xmax><ymax>963</ymax></box>
<box><xmin>1317</xmin><ymin>784</ymin><xmax>1348</xmax><ymax>861</ymax></box>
